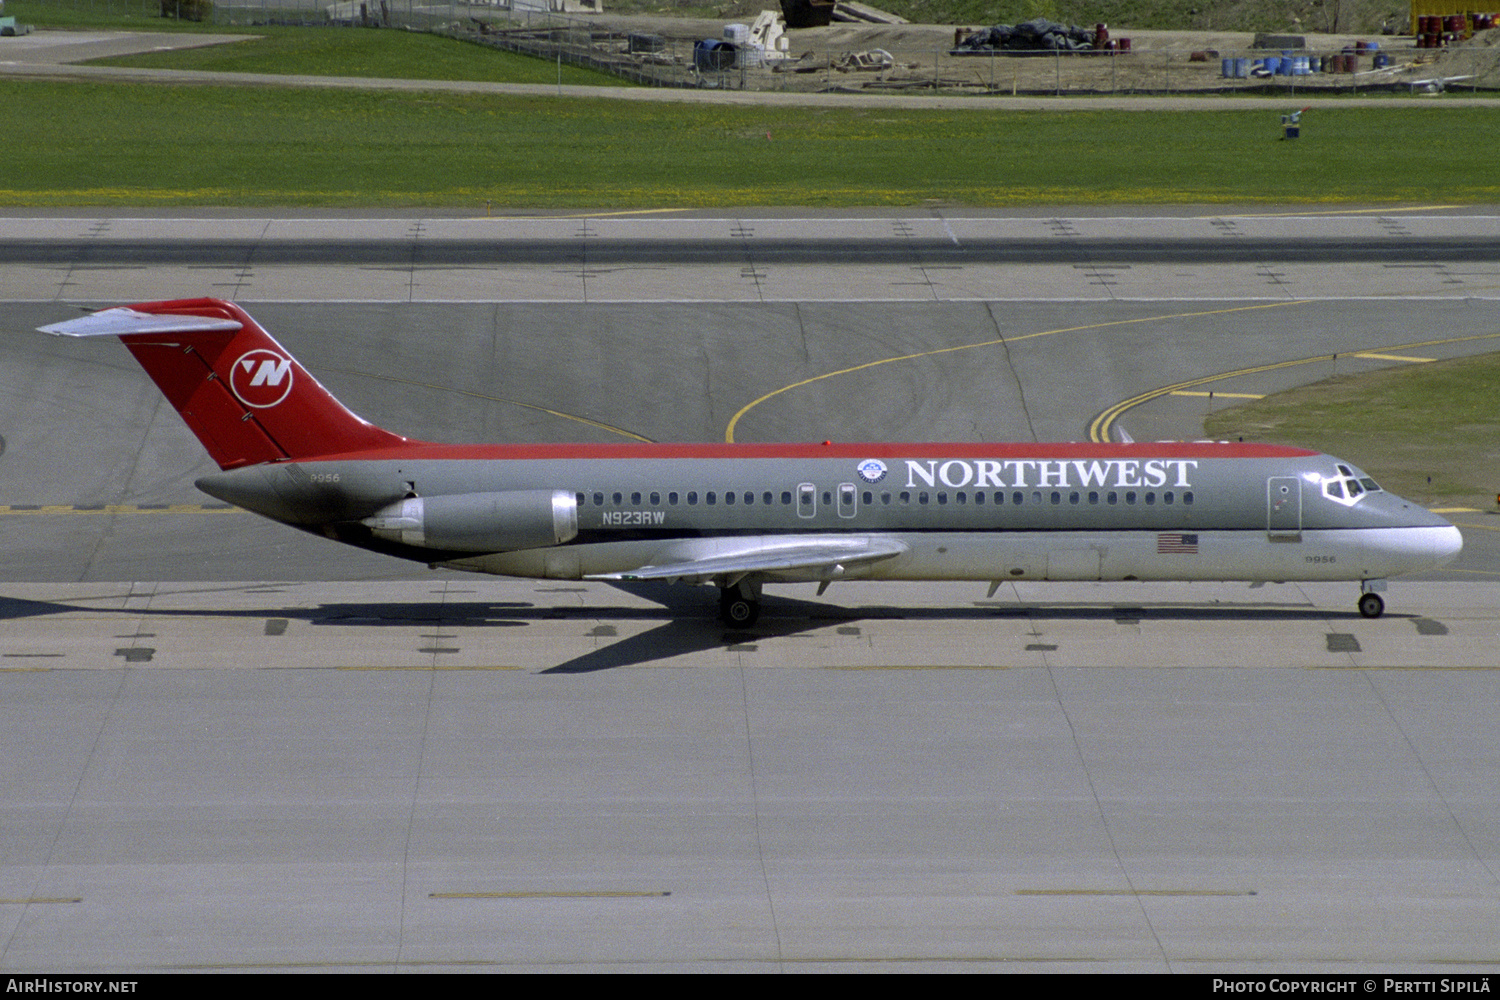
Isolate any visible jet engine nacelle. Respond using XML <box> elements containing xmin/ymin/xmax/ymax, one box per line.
<box><xmin>362</xmin><ymin>490</ymin><xmax>578</xmax><ymax>552</ymax></box>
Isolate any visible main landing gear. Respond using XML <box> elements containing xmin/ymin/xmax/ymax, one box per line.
<box><xmin>718</xmin><ymin>579</ymin><xmax>762</xmax><ymax>627</ymax></box>
<box><xmin>1358</xmin><ymin>579</ymin><xmax>1387</xmax><ymax>619</ymax></box>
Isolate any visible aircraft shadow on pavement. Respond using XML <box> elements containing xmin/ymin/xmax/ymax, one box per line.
<box><xmin>0</xmin><ymin>585</ymin><xmax>1402</xmax><ymax>674</ymax></box>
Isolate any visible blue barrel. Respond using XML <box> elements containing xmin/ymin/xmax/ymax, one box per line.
<box><xmin>1263</xmin><ymin>55</ymin><xmax>1280</xmax><ymax>74</ymax></box>
<box><xmin>1222</xmin><ymin>57</ymin><xmax>1234</xmax><ymax>77</ymax></box>
<box><xmin>1235</xmin><ymin>57</ymin><xmax>1249</xmax><ymax>77</ymax></box>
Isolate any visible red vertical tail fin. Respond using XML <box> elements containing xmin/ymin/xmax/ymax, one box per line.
<box><xmin>40</xmin><ymin>297</ymin><xmax>417</xmax><ymax>470</ymax></box>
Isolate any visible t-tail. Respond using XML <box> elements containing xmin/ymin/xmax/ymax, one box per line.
<box><xmin>40</xmin><ymin>298</ymin><xmax>416</xmax><ymax>470</ymax></box>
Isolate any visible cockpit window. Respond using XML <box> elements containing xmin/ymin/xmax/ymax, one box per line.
<box><xmin>1323</xmin><ymin>467</ymin><xmax>1378</xmax><ymax>506</ymax></box>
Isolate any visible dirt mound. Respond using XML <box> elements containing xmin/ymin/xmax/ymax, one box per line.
<box><xmin>1410</xmin><ymin>27</ymin><xmax>1500</xmax><ymax>90</ymax></box>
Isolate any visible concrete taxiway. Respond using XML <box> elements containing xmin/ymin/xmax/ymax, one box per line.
<box><xmin>2</xmin><ymin>211</ymin><xmax>1499</xmax><ymax>972</ymax></box>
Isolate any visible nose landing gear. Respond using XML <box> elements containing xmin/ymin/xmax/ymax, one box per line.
<box><xmin>1358</xmin><ymin>579</ymin><xmax>1387</xmax><ymax>619</ymax></box>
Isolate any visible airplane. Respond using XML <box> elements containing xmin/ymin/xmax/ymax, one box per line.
<box><xmin>39</xmin><ymin>297</ymin><xmax>1462</xmax><ymax>626</ymax></box>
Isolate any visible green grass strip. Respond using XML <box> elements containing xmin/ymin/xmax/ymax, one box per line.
<box><xmin>3</xmin><ymin>80</ymin><xmax>1498</xmax><ymax>207</ymax></box>
<box><xmin>82</xmin><ymin>24</ymin><xmax>631</xmax><ymax>86</ymax></box>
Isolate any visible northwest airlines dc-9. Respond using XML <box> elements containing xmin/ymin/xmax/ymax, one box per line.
<box><xmin>40</xmin><ymin>298</ymin><xmax>1462</xmax><ymax>626</ymax></box>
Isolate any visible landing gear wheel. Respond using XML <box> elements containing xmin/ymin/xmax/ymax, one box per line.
<box><xmin>720</xmin><ymin>592</ymin><xmax>760</xmax><ymax>627</ymax></box>
<box><xmin>1358</xmin><ymin>592</ymin><xmax>1385</xmax><ymax>619</ymax></box>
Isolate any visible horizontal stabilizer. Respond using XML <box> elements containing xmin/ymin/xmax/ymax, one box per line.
<box><xmin>36</xmin><ymin>297</ymin><xmax>416</xmax><ymax>470</ymax></box>
<box><xmin>588</xmin><ymin>536</ymin><xmax>907</xmax><ymax>584</ymax></box>
<box><xmin>39</xmin><ymin>308</ymin><xmax>243</xmax><ymax>338</ymax></box>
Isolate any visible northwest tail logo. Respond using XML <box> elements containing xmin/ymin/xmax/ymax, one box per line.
<box><xmin>229</xmin><ymin>349</ymin><xmax>294</xmax><ymax>408</ymax></box>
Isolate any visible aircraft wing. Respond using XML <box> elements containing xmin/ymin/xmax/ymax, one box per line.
<box><xmin>587</xmin><ymin>536</ymin><xmax>908</xmax><ymax>584</ymax></box>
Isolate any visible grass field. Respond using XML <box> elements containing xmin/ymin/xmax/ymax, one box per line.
<box><xmin>2</xmin><ymin>80</ymin><xmax>1497</xmax><ymax>207</ymax></box>
<box><xmin>1204</xmin><ymin>353</ymin><xmax>1500</xmax><ymax>510</ymax></box>
<box><xmin>81</xmin><ymin>25</ymin><xmax>631</xmax><ymax>86</ymax></box>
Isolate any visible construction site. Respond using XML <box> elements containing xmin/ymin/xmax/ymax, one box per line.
<box><xmin>11</xmin><ymin>0</ymin><xmax>1494</xmax><ymax>95</ymax></box>
<box><xmin>423</xmin><ymin>1</ymin><xmax>1500</xmax><ymax>95</ymax></box>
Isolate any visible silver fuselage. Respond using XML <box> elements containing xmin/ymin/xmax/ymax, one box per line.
<box><xmin>196</xmin><ymin>442</ymin><xmax>1462</xmax><ymax>586</ymax></box>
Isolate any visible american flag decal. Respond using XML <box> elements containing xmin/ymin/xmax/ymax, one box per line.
<box><xmin>1157</xmin><ymin>533</ymin><xmax>1199</xmax><ymax>554</ymax></box>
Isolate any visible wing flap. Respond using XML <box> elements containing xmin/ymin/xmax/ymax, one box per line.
<box><xmin>588</xmin><ymin>536</ymin><xmax>908</xmax><ymax>584</ymax></box>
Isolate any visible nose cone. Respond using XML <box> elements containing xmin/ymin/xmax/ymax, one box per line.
<box><xmin>1413</xmin><ymin>501</ymin><xmax>1464</xmax><ymax>569</ymax></box>
<box><xmin>1431</xmin><ymin>523</ymin><xmax>1464</xmax><ymax>568</ymax></box>
<box><xmin>1382</xmin><ymin>520</ymin><xmax>1463</xmax><ymax>574</ymax></box>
